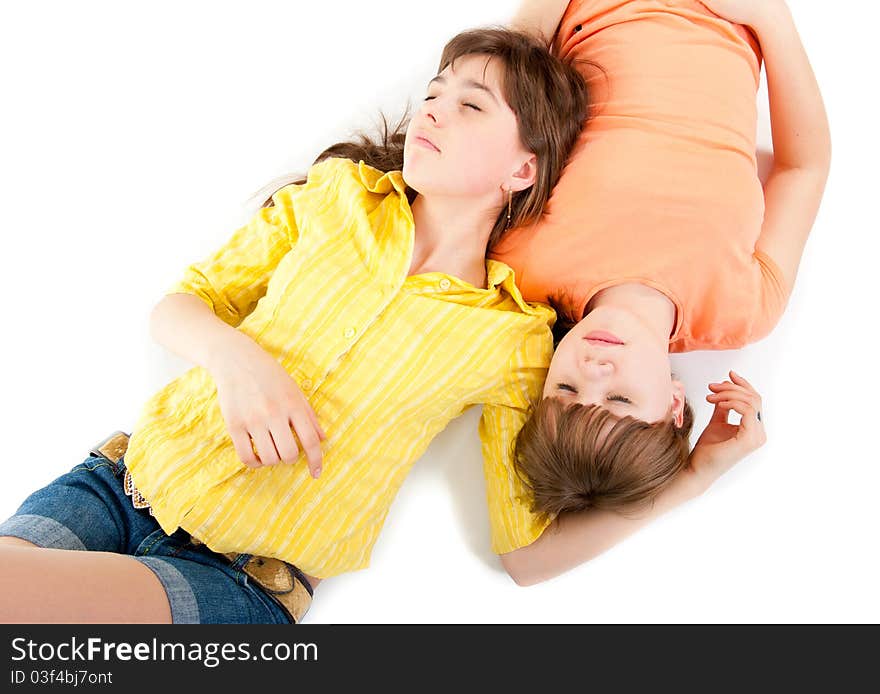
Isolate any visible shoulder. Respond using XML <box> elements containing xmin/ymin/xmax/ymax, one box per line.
<box><xmin>268</xmin><ymin>158</ymin><xmax>365</xmax><ymax>205</ymax></box>
<box><xmin>488</xmin><ymin>260</ymin><xmax>557</xmax><ymax>324</ymax></box>
<box><xmin>303</xmin><ymin>157</ymin><xmax>361</xmax><ymax>191</ymax></box>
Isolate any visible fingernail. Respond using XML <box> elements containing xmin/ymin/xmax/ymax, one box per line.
<box><xmin>314</xmin><ymin>467</ymin><xmax>322</xmax><ymax>478</ymax></box>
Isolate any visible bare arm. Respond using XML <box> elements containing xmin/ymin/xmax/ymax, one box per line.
<box><xmin>509</xmin><ymin>0</ymin><xmax>570</xmax><ymax>47</ymax></box>
<box><xmin>754</xmin><ymin>3</ymin><xmax>830</xmax><ymax>293</ymax></box>
<box><xmin>704</xmin><ymin>0</ymin><xmax>831</xmax><ymax>294</ymax></box>
<box><xmin>149</xmin><ymin>292</ymin><xmax>254</xmax><ymax>374</ymax></box>
<box><xmin>149</xmin><ymin>292</ymin><xmax>325</xmax><ymax>475</ymax></box>
<box><xmin>502</xmin><ymin>372</ymin><xmax>765</xmax><ymax>585</ymax></box>
<box><xmin>501</xmin><ymin>473</ymin><xmax>698</xmax><ymax>585</ymax></box>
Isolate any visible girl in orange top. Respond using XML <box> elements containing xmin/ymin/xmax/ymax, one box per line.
<box><xmin>494</xmin><ymin>0</ymin><xmax>830</xmax><ymax>584</ymax></box>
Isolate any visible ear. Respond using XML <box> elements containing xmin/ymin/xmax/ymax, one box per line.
<box><xmin>670</xmin><ymin>379</ymin><xmax>687</xmax><ymax>429</ymax></box>
<box><xmin>508</xmin><ymin>153</ymin><xmax>538</xmax><ymax>193</ymax></box>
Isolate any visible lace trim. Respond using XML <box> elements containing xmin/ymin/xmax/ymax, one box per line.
<box><xmin>123</xmin><ymin>469</ymin><xmax>155</xmax><ymax>517</ymax></box>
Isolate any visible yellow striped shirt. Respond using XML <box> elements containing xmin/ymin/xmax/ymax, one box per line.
<box><xmin>126</xmin><ymin>157</ymin><xmax>555</xmax><ymax>578</ymax></box>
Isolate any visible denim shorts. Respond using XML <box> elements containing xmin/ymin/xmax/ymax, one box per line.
<box><xmin>0</xmin><ymin>454</ymin><xmax>296</xmax><ymax>624</ymax></box>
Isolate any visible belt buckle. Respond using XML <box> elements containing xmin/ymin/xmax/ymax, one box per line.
<box><xmin>241</xmin><ymin>556</ymin><xmax>314</xmax><ymax>624</ymax></box>
<box><xmin>190</xmin><ymin>537</ymin><xmax>314</xmax><ymax>623</ymax></box>
<box><xmin>89</xmin><ymin>431</ymin><xmax>131</xmax><ymax>464</ymax></box>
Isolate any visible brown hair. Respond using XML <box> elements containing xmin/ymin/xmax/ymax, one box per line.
<box><xmin>513</xmin><ymin>397</ymin><xmax>695</xmax><ymax>521</ymax></box>
<box><xmin>251</xmin><ymin>27</ymin><xmax>592</xmax><ymax>250</ymax></box>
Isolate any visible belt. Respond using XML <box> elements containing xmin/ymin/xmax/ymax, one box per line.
<box><xmin>89</xmin><ymin>431</ymin><xmax>313</xmax><ymax>624</ymax></box>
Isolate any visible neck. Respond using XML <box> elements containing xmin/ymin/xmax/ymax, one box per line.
<box><xmin>586</xmin><ymin>283</ymin><xmax>677</xmax><ymax>344</ymax></box>
<box><xmin>408</xmin><ymin>193</ymin><xmax>500</xmax><ymax>286</ymax></box>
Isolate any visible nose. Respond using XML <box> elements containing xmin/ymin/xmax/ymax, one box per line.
<box><xmin>422</xmin><ymin>97</ymin><xmax>449</xmax><ymax>126</ymax></box>
<box><xmin>421</xmin><ymin>104</ymin><xmax>442</xmax><ymax>127</ymax></box>
<box><xmin>578</xmin><ymin>357</ymin><xmax>613</xmax><ymax>380</ymax></box>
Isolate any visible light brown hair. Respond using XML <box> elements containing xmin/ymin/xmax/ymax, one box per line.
<box><xmin>513</xmin><ymin>397</ymin><xmax>695</xmax><ymax>521</ymax></box>
<box><xmin>252</xmin><ymin>27</ymin><xmax>592</xmax><ymax>250</ymax></box>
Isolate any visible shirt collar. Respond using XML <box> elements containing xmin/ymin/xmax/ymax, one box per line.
<box><xmin>486</xmin><ymin>260</ymin><xmax>547</xmax><ymax>315</ymax></box>
<box><xmin>357</xmin><ymin>160</ymin><xmax>408</xmax><ymax>197</ymax></box>
<box><xmin>355</xmin><ymin>161</ymin><xmax>548</xmax><ymax>317</ymax></box>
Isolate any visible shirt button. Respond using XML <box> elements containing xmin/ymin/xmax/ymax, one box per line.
<box><xmin>301</xmin><ymin>378</ymin><xmax>313</xmax><ymax>391</ymax></box>
<box><xmin>343</xmin><ymin>327</ymin><xmax>356</xmax><ymax>339</ymax></box>
<box><xmin>438</xmin><ymin>278</ymin><xmax>451</xmax><ymax>290</ymax></box>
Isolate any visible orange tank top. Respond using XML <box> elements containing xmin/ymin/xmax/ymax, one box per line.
<box><xmin>491</xmin><ymin>0</ymin><xmax>789</xmax><ymax>352</ymax></box>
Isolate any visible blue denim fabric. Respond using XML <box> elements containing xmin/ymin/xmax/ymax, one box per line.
<box><xmin>0</xmin><ymin>455</ymin><xmax>293</xmax><ymax>624</ymax></box>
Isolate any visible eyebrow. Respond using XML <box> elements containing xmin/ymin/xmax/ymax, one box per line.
<box><xmin>427</xmin><ymin>75</ymin><xmax>499</xmax><ymax>104</ymax></box>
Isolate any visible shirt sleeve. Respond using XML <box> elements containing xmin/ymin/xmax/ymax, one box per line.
<box><xmin>749</xmin><ymin>249</ymin><xmax>792</xmax><ymax>342</ymax></box>
<box><xmin>165</xmin><ymin>187</ymin><xmax>301</xmax><ymax>328</ymax></box>
<box><xmin>478</xmin><ymin>311</ymin><xmax>557</xmax><ymax>555</ymax></box>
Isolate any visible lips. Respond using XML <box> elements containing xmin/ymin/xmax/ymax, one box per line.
<box><xmin>583</xmin><ymin>331</ymin><xmax>624</xmax><ymax>345</ymax></box>
<box><xmin>413</xmin><ymin>134</ymin><xmax>440</xmax><ymax>153</ymax></box>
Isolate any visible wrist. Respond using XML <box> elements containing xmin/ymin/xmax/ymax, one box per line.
<box><xmin>204</xmin><ymin>328</ymin><xmax>257</xmax><ymax>377</ymax></box>
<box><xmin>671</xmin><ymin>466</ymin><xmax>710</xmax><ymax>504</ymax></box>
<box><xmin>648</xmin><ymin>470</ymin><xmax>703</xmax><ymax>517</ymax></box>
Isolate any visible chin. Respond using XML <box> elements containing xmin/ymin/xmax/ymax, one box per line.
<box><xmin>402</xmin><ymin>172</ymin><xmax>458</xmax><ymax>198</ymax></box>
<box><xmin>401</xmin><ymin>161</ymin><xmax>431</xmax><ymax>194</ymax></box>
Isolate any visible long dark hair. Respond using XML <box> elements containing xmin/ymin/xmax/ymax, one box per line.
<box><xmin>251</xmin><ymin>27</ymin><xmax>593</xmax><ymax>250</ymax></box>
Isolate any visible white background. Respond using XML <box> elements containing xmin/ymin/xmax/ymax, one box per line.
<box><xmin>0</xmin><ymin>1</ymin><xmax>877</xmax><ymax>624</ymax></box>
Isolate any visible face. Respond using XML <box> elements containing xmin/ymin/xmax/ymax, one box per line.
<box><xmin>402</xmin><ymin>54</ymin><xmax>536</xmax><ymax>199</ymax></box>
<box><xmin>543</xmin><ymin>306</ymin><xmax>686</xmax><ymax>425</ymax></box>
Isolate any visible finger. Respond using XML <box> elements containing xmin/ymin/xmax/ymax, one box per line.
<box><xmin>305</xmin><ymin>404</ymin><xmax>327</xmax><ymax>441</ymax></box>
<box><xmin>708</xmin><ymin>401</ymin><xmax>731</xmax><ymax>425</ymax></box>
<box><xmin>291</xmin><ymin>415</ymin><xmax>324</xmax><ymax>478</ymax></box>
<box><xmin>729</xmin><ymin>370</ymin><xmax>758</xmax><ymax>394</ymax></box>
<box><xmin>720</xmin><ymin>400</ymin><xmax>763</xmax><ymax>443</ymax></box>
<box><xmin>269</xmin><ymin>420</ymin><xmax>300</xmax><ymax>465</ymax></box>
<box><xmin>708</xmin><ymin>381</ymin><xmax>754</xmax><ymax>400</ymax></box>
<box><xmin>250</xmin><ymin>428</ymin><xmax>281</xmax><ymax>467</ymax></box>
<box><xmin>713</xmin><ymin>381</ymin><xmax>762</xmax><ymax>411</ymax></box>
<box><xmin>708</xmin><ymin>380</ymin><xmax>738</xmax><ymax>391</ymax></box>
<box><xmin>716</xmin><ymin>399</ymin><xmax>766</xmax><ymax>447</ymax></box>
<box><xmin>229</xmin><ymin>427</ymin><xmax>261</xmax><ymax>469</ymax></box>
<box><xmin>706</xmin><ymin>394</ymin><xmax>756</xmax><ymax>414</ymax></box>
<box><xmin>707</xmin><ymin>388</ymin><xmax>753</xmax><ymax>403</ymax></box>
<box><xmin>707</xmin><ymin>388</ymin><xmax>760</xmax><ymax>409</ymax></box>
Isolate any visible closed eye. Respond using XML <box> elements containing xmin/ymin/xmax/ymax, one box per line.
<box><xmin>555</xmin><ymin>384</ymin><xmax>632</xmax><ymax>405</ymax></box>
<box><xmin>422</xmin><ymin>95</ymin><xmax>482</xmax><ymax>111</ymax></box>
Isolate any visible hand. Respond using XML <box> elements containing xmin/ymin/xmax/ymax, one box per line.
<box><xmin>685</xmin><ymin>371</ymin><xmax>766</xmax><ymax>495</ymax></box>
<box><xmin>208</xmin><ymin>334</ymin><xmax>326</xmax><ymax>477</ymax></box>
<box><xmin>698</xmin><ymin>0</ymin><xmax>787</xmax><ymax>28</ymax></box>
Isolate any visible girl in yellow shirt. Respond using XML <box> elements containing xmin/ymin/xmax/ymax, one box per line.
<box><xmin>0</xmin><ymin>27</ymin><xmax>590</xmax><ymax>624</ymax></box>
